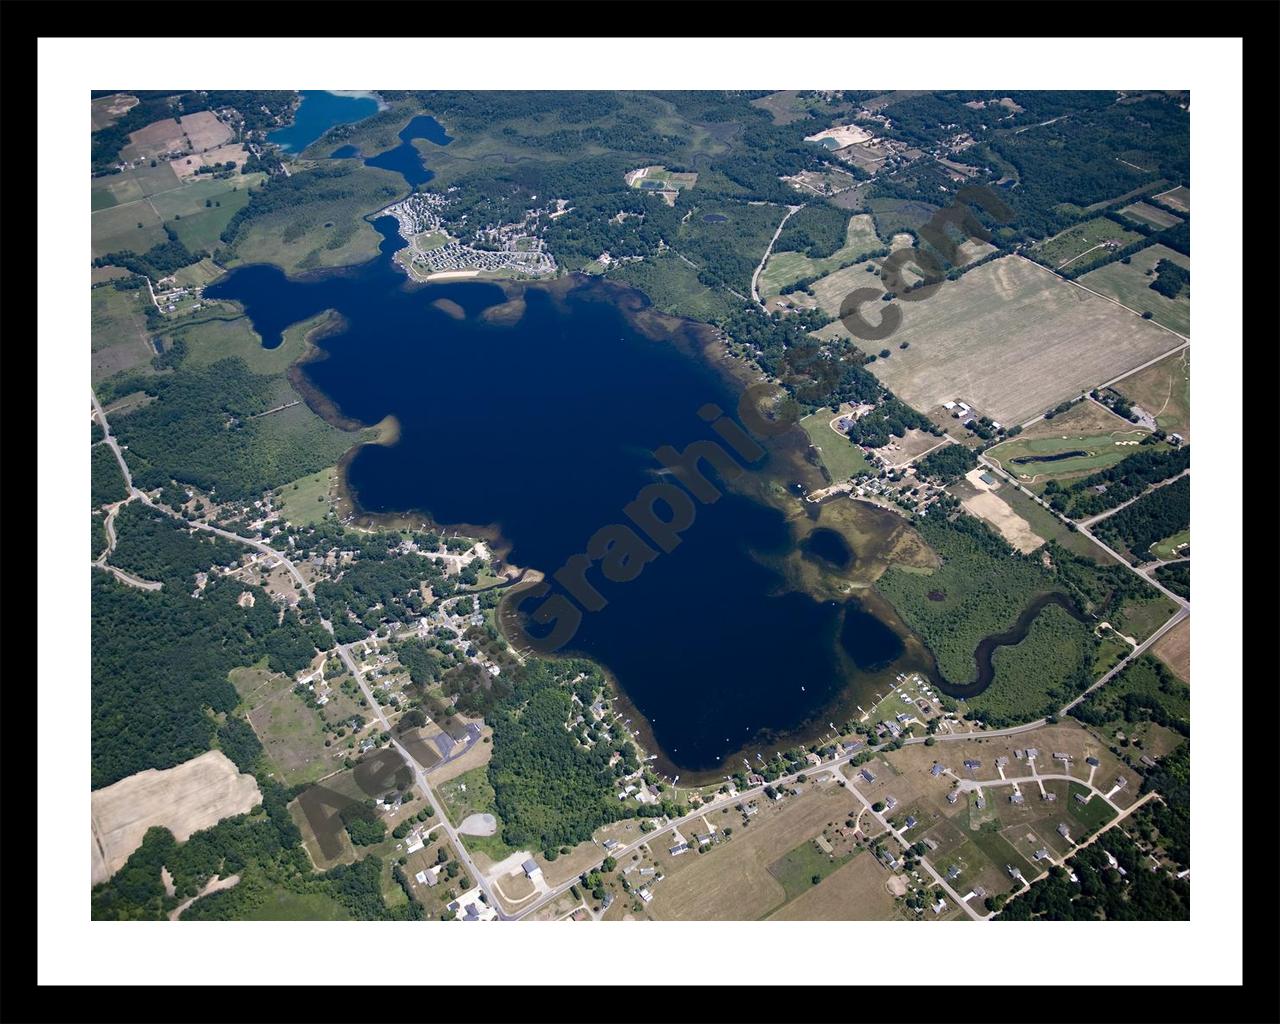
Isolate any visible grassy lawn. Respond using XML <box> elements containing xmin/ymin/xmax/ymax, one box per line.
<box><xmin>460</xmin><ymin>831</ymin><xmax>519</xmax><ymax>864</ymax></box>
<box><xmin>1091</xmin><ymin>633</ymin><xmax>1132</xmax><ymax>676</ymax></box>
<box><xmin>969</xmin><ymin>821</ymin><xmax>1035</xmax><ymax>887</ymax></box>
<box><xmin>767</xmin><ymin>839</ymin><xmax>855</xmax><ymax>902</ymax></box>
<box><xmin>1149</xmin><ymin>529</ymin><xmax>1189</xmax><ymax>561</ymax></box>
<box><xmin>798</xmin><ymin>411</ymin><xmax>870</xmax><ymax>481</ymax></box>
<box><xmin>238</xmin><ymin>885</ymin><xmax>353</xmax><ymax>921</ymax></box>
<box><xmin>1066</xmin><ymin>783</ymin><xmax>1117</xmax><ymax>837</ymax></box>
<box><xmin>275</xmin><ymin>467</ymin><xmax>338</xmax><ymax>527</ymax></box>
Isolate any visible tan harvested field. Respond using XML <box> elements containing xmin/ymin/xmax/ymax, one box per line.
<box><xmin>879</xmin><ymin>427</ymin><xmax>947</xmax><ymax>468</ymax></box>
<box><xmin>91</xmin><ymin>93</ymin><xmax>138</xmax><ymax>131</ymax></box>
<box><xmin>961</xmin><ymin>490</ymin><xmax>1044</xmax><ymax>553</ymax></box>
<box><xmin>766</xmin><ymin>849</ymin><xmax>898</xmax><ymax>920</ymax></box>
<box><xmin>91</xmin><ymin>750</ymin><xmax>262</xmax><ymax>884</ymax></box>
<box><xmin>863</xmin><ymin>256</ymin><xmax>1185</xmax><ymax>426</ymax></box>
<box><xmin>170</xmin><ymin>143</ymin><xmax>248</xmax><ymax>180</ymax></box>
<box><xmin>1120</xmin><ymin>201</ymin><xmax>1183</xmax><ymax>231</ymax></box>
<box><xmin>122</xmin><ymin>118</ymin><xmax>190</xmax><ymax>161</ymax></box>
<box><xmin>1150</xmin><ymin>614</ymin><xmax>1190</xmax><ymax>683</ymax></box>
<box><xmin>180</xmin><ymin>111</ymin><xmax>234</xmax><ymax>151</ymax></box>
<box><xmin>1017</xmin><ymin>396</ymin><xmax>1138</xmax><ymax>440</ymax></box>
<box><xmin>647</xmin><ymin>778</ymin><xmax>856</xmax><ymax>920</ymax></box>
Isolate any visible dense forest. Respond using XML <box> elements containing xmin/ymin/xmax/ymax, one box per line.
<box><xmin>1092</xmin><ymin>474</ymin><xmax>1190</xmax><ymax>559</ymax></box>
<box><xmin>486</xmin><ymin>658</ymin><xmax>683</xmax><ymax>853</ymax></box>
<box><xmin>1070</xmin><ymin>654</ymin><xmax>1189</xmax><ymax>737</ymax></box>
<box><xmin>1150</xmin><ymin>258</ymin><xmax>1190</xmax><ymax>298</ymax></box>
<box><xmin>109</xmin><ymin>357</ymin><xmax>357</xmax><ymax>502</ymax></box>
<box><xmin>1044</xmin><ymin>444</ymin><xmax>1189</xmax><ymax>519</ymax></box>
<box><xmin>91</xmin><ymin>444</ymin><xmax>128</xmax><ymax>507</ymax></box>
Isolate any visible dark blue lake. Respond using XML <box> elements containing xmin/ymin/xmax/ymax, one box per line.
<box><xmin>364</xmin><ymin>115</ymin><xmax>453</xmax><ymax>187</ymax></box>
<box><xmin>267</xmin><ymin>90</ymin><xmax>382</xmax><ymax>153</ymax></box>
<box><xmin>207</xmin><ymin>219</ymin><xmax>915</xmax><ymax>775</ymax></box>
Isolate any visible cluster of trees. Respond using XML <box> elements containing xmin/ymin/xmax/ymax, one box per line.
<box><xmin>1150</xmin><ymin>258</ymin><xmax>1190</xmax><ymax>298</ymax></box>
<box><xmin>1044</xmin><ymin>444</ymin><xmax>1189</xmax><ymax>519</ymax></box>
<box><xmin>486</xmin><ymin>659</ymin><xmax>653</xmax><ymax>852</ymax></box>
<box><xmin>92</xmin><ymin>548</ymin><xmax>332</xmax><ymax>788</ymax></box>
<box><xmin>108</xmin><ymin>356</ymin><xmax>355</xmax><ymax>502</ymax></box>
<box><xmin>845</xmin><ymin>396</ymin><xmax>938</xmax><ymax>448</ymax></box>
<box><xmin>1069</xmin><ymin>654</ymin><xmax>1188</xmax><ymax>737</ymax></box>
<box><xmin>1153</xmin><ymin>560</ymin><xmax>1189</xmax><ymax>598</ymax></box>
<box><xmin>200</xmin><ymin>90</ymin><xmax>297</xmax><ymax>135</ymax></box>
<box><xmin>108</xmin><ymin>502</ymin><xmax>244</xmax><ymax>589</ymax></box>
<box><xmin>914</xmin><ymin>442</ymin><xmax>977</xmax><ymax>483</ymax></box>
<box><xmin>94</xmin><ymin>225</ymin><xmax>205</xmax><ymax>281</ymax></box>
<box><xmin>994</xmin><ymin>811</ymin><xmax>1188</xmax><ymax>921</ymax></box>
<box><xmin>91</xmin><ymin>445</ymin><xmax>128</xmax><ymax>507</ymax></box>
<box><xmin>1092</xmin><ymin>473</ymin><xmax>1190</xmax><ymax>560</ymax></box>
<box><xmin>193</xmin><ymin>160</ymin><xmax>237</xmax><ymax>176</ymax></box>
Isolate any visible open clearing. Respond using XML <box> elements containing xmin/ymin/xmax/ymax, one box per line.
<box><xmin>1149</xmin><ymin>614</ymin><xmax>1190</xmax><ymax>683</ymax></box>
<box><xmin>803</xmin><ymin>232</ymin><xmax>914</xmax><ymax>317</ymax></box>
<box><xmin>961</xmin><ymin>489</ymin><xmax>1043</xmax><ymax>553</ymax></box>
<box><xmin>1031</xmin><ymin>217</ymin><xmax>1145</xmax><ymax>273</ymax></box>
<box><xmin>1078</xmin><ymin>244</ymin><xmax>1189</xmax><ymax>337</ymax></box>
<box><xmin>766</xmin><ymin>849</ymin><xmax>897</xmax><ymax>920</ymax></box>
<box><xmin>91</xmin><ymin>285</ymin><xmax>155</xmax><ymax>384</ymax></box>
<box><xmin>1112</xmin><ymin>346</ymin><xmax>1190</xmax><ymax>439</ymax></box>
<box><xmin>274</xmin><ymin>467</ymin><xmax>338</xmax><ymax>526</ymax></box>
<box><xmin>760</xmin><ymin>213</ymin><xmax>883</xmax><ymax>296</ymax></box>
<box><xmin>865</xmin><ymin>256</ymin><xmax>1184</xmax><ymax>426</ymax></box>
<box><xmin>91</xmin><ymin>750</ymin><xmax>262</xmax><ymax>884</ymax></box>
<box><xmin>91</xmin><ymin>93</ymin><xmax>139</xmax><ymax>130</ymax></box>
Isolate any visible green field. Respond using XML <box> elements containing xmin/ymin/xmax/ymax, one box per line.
<box><xmin>237</xmin><ymin>885</ymin><xmax>354</xmax><ymax>921</ymax></box>
<box><xmin>174</xmin><ymin>308</ymin><xmax>340</xmax><ymax>377</ymax></box>
<box><xmin>225</xmin><ymin>164</ymin><xmax>406</xmax><ymax>277</ymax></box>
<box><xmin>768</xmin><ymin>839</ymin><xmax>855</xmax><ymax>902</ymax></box>
<box><xmin>91</xmin><ymin>202</ymin><xmax>167</xmax><ymax>258</ymax></box>
<box><xmin>759</xmin><ymin>213</ymin><xmax>882</xmax><ymax>296</ymax></box>
<box><xmin>275</xmin><ymin>467</ymin><xmax>338</xmax><ymax>527</ymax></box>
<box><xmin>986</xmin><ymin>431</ymin><xmax>1149</xmax><ymax>489</ymax></box>
<box><xmin>1078</xmin><ymin>245</ymin><xmax>1189</xmax><ymax>336</ymax></box>
<box><xmin>1112</xmin><ymin>593</ymin><xmax>1179</xmax><ymax>644</ymax></box>
<box><xmin>155</xmin><ymin>176</ymin><xmax>261</xmax><ymax>252</ymax></box>
<box><xmin>91</xmin><ymin>285</ymin><xmax>156</xmax><ymax>384</ymax></box>
<box><xmin>1031</xmin><ymin>218</ymin><xmax>1145</xmax><ymax>273</ymax></box>
<box><xmin>798</xmin><ymin>411</ymin><xmax>871</xmax><ymax>481</ymax></box>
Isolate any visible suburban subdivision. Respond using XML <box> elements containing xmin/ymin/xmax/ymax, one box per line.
<box><xmin>89</xmin><ymin>88</ymin><xmax>1191</xmax><ymax>923</ymax></box>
